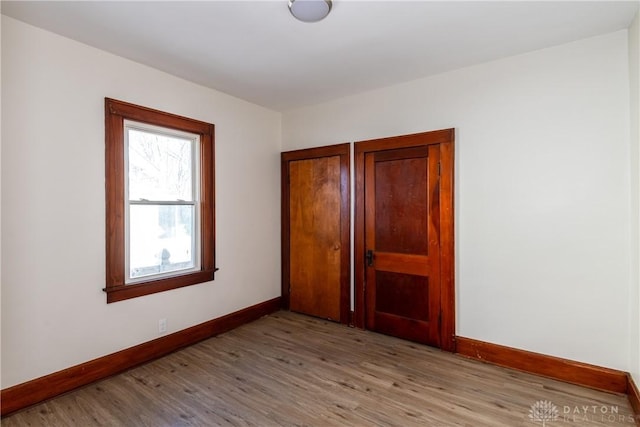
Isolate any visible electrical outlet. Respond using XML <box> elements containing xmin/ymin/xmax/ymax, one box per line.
<box><xmin>158</xmin><ymin>318</ymin><xmax>167</xmax><ymax>334</ymax></box>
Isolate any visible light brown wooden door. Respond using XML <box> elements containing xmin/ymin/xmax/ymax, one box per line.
<box><xmin>282</xmin><ymin>144</ymin><xmax>350</xmax><ymax>324</ymax></box>
<box><xmin>355</xmin><ymin>130</ymin><xmax>455</xmax><ymax>350</ymax></box>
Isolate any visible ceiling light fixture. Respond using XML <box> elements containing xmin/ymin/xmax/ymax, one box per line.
<box><xmin>288</xmin><ymin>0</ymin><xmax>332</xmax><ymax>23</ymax></box>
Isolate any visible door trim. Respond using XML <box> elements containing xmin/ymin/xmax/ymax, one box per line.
<box><xmin>281</xmin><ymin>143</ymin><xmax>351</xmax><ymax>324</ymax></box>
<box><xmin>354</xmin><ymin>129</ymin><xmax>455</xmax><ymax>351</ymax></box>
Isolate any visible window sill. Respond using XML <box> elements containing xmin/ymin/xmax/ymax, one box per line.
<box><xmin>104</xmin><ymin>268</ymin><xmax>218</xmax><ymax>303</ymax></box>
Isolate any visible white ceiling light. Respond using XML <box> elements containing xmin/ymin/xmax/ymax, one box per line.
<box><xmin>288</xmin><ymin>0</ymin><xmax>332</xmax><ymax>23</ymax></box>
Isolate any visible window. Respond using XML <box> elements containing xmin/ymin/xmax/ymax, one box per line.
<box><xmin>105</xmin><ymin>98</ymin><xmax>216</xmax><ymax>303</ymax></box>
<box><xmin>125</xmin><ymin>121</ymin><xmax>201</xmax><ymax>282</ymax></box>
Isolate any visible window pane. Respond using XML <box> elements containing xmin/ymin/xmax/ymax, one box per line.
<box><xmin>128</xmin><ymin>128</ymin><xmax>193</xmax><ymax>201</ymax></box>
<box><xmin>129</xmin><ymin>204</ymin><xmax>196</xmax><ymax>280</ymax></box>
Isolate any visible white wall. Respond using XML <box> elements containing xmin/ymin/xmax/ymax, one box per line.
<box><xmin>629</xmin><ymin>11</ymin><xmax>640</xmax><ymax>384</ymax></box>
<box><xmin>283</xmin><ymin>31</ymin><xmax>631</xmax><ymax>371</ymax></box>
<box><xmin>1</xmin><ymin>16</ymin><xmax>281</xmax><ymax>388</ymax></box>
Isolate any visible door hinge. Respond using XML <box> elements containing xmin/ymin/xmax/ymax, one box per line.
<box><xmin>437</xmin><ymin>161</ymin><xmax>441</xmax><ymax>176</ymax></box>
<box><xmin>438</xmin><ymin>310</ymin><xmax>442</xmax><ymax>330</ymax></box>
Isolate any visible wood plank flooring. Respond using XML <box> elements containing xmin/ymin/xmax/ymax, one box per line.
<box><xmin>2</xmin><ymin>311</ymin><xmax>635</xmax><ymax>426</ymax></box>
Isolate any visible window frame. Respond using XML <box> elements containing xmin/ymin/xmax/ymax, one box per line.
<box><xmin>105</xmin><ymin>98</ymin><xmax>216</xmax><ymax>303</ymax></box>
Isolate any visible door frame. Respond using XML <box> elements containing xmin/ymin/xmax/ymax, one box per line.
<box><xmin>354</xmin><ymin>129</ymin><xmax>455</xmax><ymax>351</ymax></box>
<box><xmin>281</xmin><ymin>143</ymin><xmax>351</xmax><ymax>324</ymax></box>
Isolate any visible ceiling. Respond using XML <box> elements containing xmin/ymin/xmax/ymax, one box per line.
<box><xmin>2</xmin><ymin>1</ymin><xmax>638</xmax><ymax>111</ymax></box>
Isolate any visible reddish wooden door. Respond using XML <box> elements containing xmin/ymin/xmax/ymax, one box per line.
<box><xmin>281</xmin><ymin>144</ymin><xmax>350</xmax><ymax>324</ymax></box>
<box><xmin>355</xmin><ymin>129</ymin><xmax>455</xmax><ymax>350</ymax></box>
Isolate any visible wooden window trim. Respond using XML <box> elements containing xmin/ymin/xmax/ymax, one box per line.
<box><xmin>105</xmin><ymin>98</ymin><xmax>216</xmax><ymax>303</ymax></box>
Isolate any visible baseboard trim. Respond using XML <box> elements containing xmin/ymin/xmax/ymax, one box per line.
<box><xmin>628</xmin><ymin>374</ymin><xmax>640</xmax><ymax>426</ymax></box>
<box><xmin>455</xmin><ymin>336</ymin><xmax>627</xmax><ymax>394</ymax></box>
<box><xmin>0</xmin><ymin>297</ymin><xmax>282</xmax><ymax>417</ymax></box>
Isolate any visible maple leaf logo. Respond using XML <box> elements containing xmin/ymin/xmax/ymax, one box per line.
<box><xmin>529</xmin><ymin>400</ymin><xmax>559</xmax><ymax>426</ymax></box>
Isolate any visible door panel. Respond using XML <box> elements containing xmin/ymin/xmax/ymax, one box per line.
<box><xmin>373</xmin><ymin>155</ymin><xmax>428</xmax><ymax>255</ymax></box>
<box><xmin>289</xmin><ymin>157</ymin><xmax>341</xmax><ymax>320</ymax></box>
<box><xmin>281</xmin><ymin>143</ymin><xmax>351</xmax><ymax>324</ymax></box>
<box><xmin>374</xmin><ymin>149</ymin><xmax>429</xmax><ymax>255</ymax></box>
<box><xmin>375</xmin><ymin>271</ymin><xmax>430</xmax><ymax>321</ymax></box>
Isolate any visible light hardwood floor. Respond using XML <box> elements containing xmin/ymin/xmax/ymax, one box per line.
<box><xmin>2</xmin><ymin>311</ymin><xmax>635</xmax><ymax>426</ymax></box>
